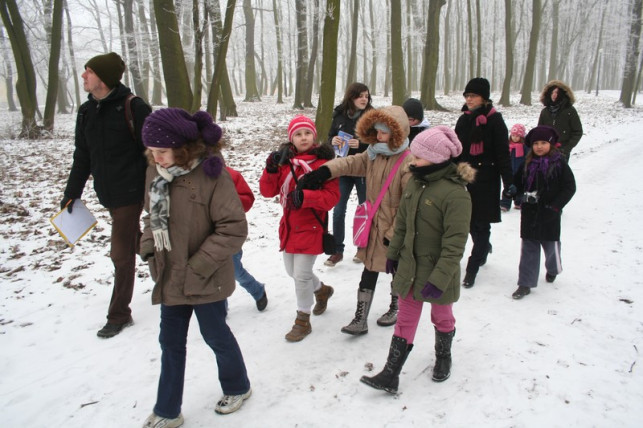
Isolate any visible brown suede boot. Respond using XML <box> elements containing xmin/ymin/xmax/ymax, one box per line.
<box><xmin>285</xmin><ymin>311</ymin><xmax>312</xmax><ymax>342</ymax></box>
<box><xmin>312</xmin><ymin>283</ymin><xmax>334</xmax><ymax>315</ymax></box>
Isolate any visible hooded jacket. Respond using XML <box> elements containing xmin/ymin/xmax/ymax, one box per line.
<box><xmin>259</xmin><ymin>143</ymin><xmax>339</xmax><ymax>254</ymax></box>
<box><xmin>388</xmin><ymin>162</ymin><xmax>475</xmax><ymax>304</ymax></box>
<box><xmin>64</xmin><ymin>83</ymin><xmax>151</xmax><ymax>208</ymax></box>
<box><xmin>140</xmin><ymin>164</ymin><xmax>248</xmax><ymax>306</ymax></box>
<box><xmin>322</xmin><ymin>106</ymin><xmax>414</xmax><ymax>272</ymax></box>
<box><xmin>538</xmin><ymin>80</ymin><xmax>583</xmax><ymax>156</ymax></box>
<box><xmin>327</xmin><ymin>104</ymin><xmax>370</xmax><ymax>157</ymax></box>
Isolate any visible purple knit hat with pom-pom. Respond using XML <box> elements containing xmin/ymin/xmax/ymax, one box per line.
<box><xmin>142</xmin><ymin>108</ymin><xmax>223</xmax><ymax>177</ymax></box>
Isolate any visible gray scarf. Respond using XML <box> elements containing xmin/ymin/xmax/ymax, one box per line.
<box><xmin>149</xmin><ymin>160</ymin><xmax>200</xmax><ymax>251</ymax></box>
<box><xmin>366</xmin><ymin>138</ymin><xmax>409</xmax><ymax>160</ymax></box>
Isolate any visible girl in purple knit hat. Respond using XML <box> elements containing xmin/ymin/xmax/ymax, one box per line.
<box><xmin>139</xmin><ymin>108</ymin><xmax>251</xmax><ymax>427</ymax></box>
<box><xmin>512</xmin><ymin>125</ymin><xmax>576</xmax><ymax>300</ymax></box>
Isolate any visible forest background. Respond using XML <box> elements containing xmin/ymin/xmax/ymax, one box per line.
<box><xmin>1</xmin><ymin>0</ymin><xmax>643</xmax><ymax>141</ymax></box>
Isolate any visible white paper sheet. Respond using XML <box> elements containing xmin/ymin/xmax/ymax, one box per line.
<box><xmin>49</xmin><ymin>200</ymin><xmax>97</xmax><ymax>247</ymax></box>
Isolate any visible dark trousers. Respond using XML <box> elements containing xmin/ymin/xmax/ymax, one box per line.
<box><xmin>332</xmin><ymin>176</ymin><xmax>366</xmax><ymax>254</ymax></box>
<box><xmin>153</xmin><ymin>301</ymin><xmax>250</xmax><ymax>419</ymax></box>
<box><xmin>107</xmin><ymin>202</ymin><xmax>143</xmax><ymax>323</ymax></box>
<box><xmin>518</xmin><ymin>239</ymin><xmax>562</xmax><ymax>288</ymax></box>
<box><xmin>466</xmin><ymin>219</ymin><xmax>491</xmax><ymax>275</ymax></box>
<box><xmin>359</xmin><ymin>267</ymin><xmax>380</xmax><ymax>291</ymax></box>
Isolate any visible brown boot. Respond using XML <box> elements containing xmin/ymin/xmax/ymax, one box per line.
<box><xmin>313</xmin><ymin>283</ymin><xmax>334</xmax><ymax>315</ymax></box>
<box><xmin>285</xmin><ymin>311</ymin><xmax>312</xmax><ymax>342</ymax></box>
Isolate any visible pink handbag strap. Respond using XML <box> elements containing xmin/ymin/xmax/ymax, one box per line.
<box><xmin>369</xmin><ymin>150</ymin><xmax>410</xmax><ymax>220</ymax></box>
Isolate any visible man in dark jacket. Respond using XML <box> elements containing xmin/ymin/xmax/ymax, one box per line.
<box><xmin>61</xmin><ymin>52</ymin><xmax>151</xmax><ymax>338</ymax></box>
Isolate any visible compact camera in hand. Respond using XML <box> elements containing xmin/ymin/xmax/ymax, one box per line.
<box><xmin>523</xmin><ymin>191</ymin><xmax>539</xmax><ymax>204</ymax></box>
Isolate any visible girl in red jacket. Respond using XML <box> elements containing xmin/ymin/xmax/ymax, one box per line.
<box><xmin>259</xmin><ymin>115</ymin><xmax>340</xmax><ymax>342</ymax></box>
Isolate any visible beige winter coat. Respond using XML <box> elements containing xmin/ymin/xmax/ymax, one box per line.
<box><xmin>324</xmin><ymin>106</ymin><xmax>413</xmax><ymax>272</ymax></box>
<box><xmin>140</xmin><ymin>164</ymin><xmax>247</xmax><ymax>306</ymax></box>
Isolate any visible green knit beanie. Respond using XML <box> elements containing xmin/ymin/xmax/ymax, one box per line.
<box><xmin>85</xmin><ymin>52</ymin><xmax>125</xmax><ymax>89</ymax></box>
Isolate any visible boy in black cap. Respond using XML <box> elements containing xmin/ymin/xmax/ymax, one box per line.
<box><xmin>61</xmin><ymin>52</ymin><xmax>151</xmax><ymax>338</ymax></box>
<box><xmin>402</xmin><ymin>98</ymin><xmax>430</xmax><ymax>143</ymax></box>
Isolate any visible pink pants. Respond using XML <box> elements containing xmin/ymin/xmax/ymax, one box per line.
<box><xmin>394</xmin><ymin>291</ymin><xmax>455</xmax><ymax>344</ymax></box>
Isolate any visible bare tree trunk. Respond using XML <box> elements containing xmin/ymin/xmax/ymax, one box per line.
<box><xmin>43</xmin><ymin>0</ymin><xmax>64</xmax><ymax>131</ymax></box>
<box><xmin>466</xmin><ymin>0</ymin><xmax>474</xmax><ymax>78</ymax></box>
<box><xmin>368</xmin><ymin>0</ymin><xmax>376</xmax><ymax>94</ymax></box>
<box><xmin>63</xmin><ymin>0</ymin><xmax>81</xmax><ymax>108</ymax></box>
<box><xmin>243</xmin><ymin>0</ymin><xmax>261</xmax><ymax>101</ymax></box>
<box><xmin>384</xmin><ymin>1</ymin><xmax>391</xmax><ymax>97</ymax></box>
<box><xmin>314</xmin><ymin>0</ymin><xmax>340</xmax><ymax>143</ymax></box>
<box><xmin>115</xmin><ymin>1</ymin><xmax>130</xmax><ymax>88</ymax></box>
<box><xmin>476</xmin><ymin>0</ymin><xmax>481</xmax><ymax>76</ymax></box>
<box><xmin>547</xmin><ymin>0</ymin><xmax>559</xmax><ymax>81</ymax></box>
<box><xmin>346</xmin><ymin>0</ymin><xmax>359</xmax><ymax>85</ymax></box>
<box><xmin>292</xmin><ymin>0</ymin><xmax>307</xmax><ymax>108</ymax></box>
<box><xmin>419</xmin><ymin>0</ymin><xmax>446</xmax><ymax>110</ymax></box>
<box><xmin>304</xmin><ymin>0</ymin><xmax>320</xmax><ymax>107</ymax></box>
<box><xmin>271</xmin><ymin>0</ymin><xmax>284</xmax><ymax>103</ymax></box>
<box><xmin>190</xmin><ymin>0</ymin><xmax>205</xmax><ymax>112</ymax></box>
<box><xmin>499</xmin><ymin>0</ymin><xmax>514</xmax><ymax>106</ymax></box>
<box><xmin>123</xmin><ymin>0</ymin><xmax>146</xmax><ymax>101</ymax></box>
<box><xmin>206</xmin><ymin>0</ymin><xmax>236</xmax><ymax>118</ymax></box>
<box><xmin>520</xmin><ymin>0</ymin><xmax>542</xmax><ymax>106</ymax></box>
<box><xmin>390</xmin><ymin>0</ymin><xmax>406</xmax><ymax>105</ymax></box>
<box><xmin>443</xmin><ymin>0</ymin><xmax>451</xmax><ymax>95</ymax></box>
<box><xmin>148</xmin><ymin>0</ymin><xmax>163</xmax><ymax>105</ymax></box>
<box><xmin>136</xmin><ymin>0</ymin><xmax>151</xmax><ymax>98</ymax></box>
<box><xmin>1</xmin><ymin>27</ymin><xmax>18</xmax><ymax>111</ymax></box>
<box><xmin>153</xmin><ymin>0</ymin><xmax>193</xmax><ymax>109</ymax></box>
<box><xmin>620</xmin><ymin>0</ymin><xmax>642</xmax><ymax>107</ymax></box>
<box><xmin>0</xmin><ymin>0</ymin><xmax>40</xmax><ymax>137</ymax></box>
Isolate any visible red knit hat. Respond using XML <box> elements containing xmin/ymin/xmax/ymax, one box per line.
<box><xmin>510</xmin><ymin>123</ymin><xmax>526</xmax><ymax>138</ymax></box>
<box><xmin>287</xmin><ymin>115</ymin><xmax>317</xmax><ymax>142</ymax></box>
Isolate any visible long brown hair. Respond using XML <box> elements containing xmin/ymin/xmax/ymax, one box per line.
<box><xmin>146</xmin><ymin>137</ymin><xmax>220</xmax><ymax>169</ymax></box>
<box><xmin>338</xmin><ymin>82</ymin><xmax>373</xmax><ymax>116</ymax></box>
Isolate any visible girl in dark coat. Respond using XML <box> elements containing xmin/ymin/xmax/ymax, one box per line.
<box><xmin>538</xmin><ymin>80</ymin><xmax>583</xmax><ymax>162</ymax></box>
<box><xmin>325</xmin><ymin>82</ymin><xmax>373</xmax><ymax>266</ymax></box>
<box><xmin>454</xmin><ymin>78</ymin><xmax>514</xmax><ymax>288</ymax></box>
<box><xmin>512</xmin><ymin>126</ymin><xmax>576</xmax><ymax>299</ymax></box>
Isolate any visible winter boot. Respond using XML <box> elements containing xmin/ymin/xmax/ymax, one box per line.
<box><xmin>285</xmin><ymin>311</ymin><xmax>312</xmax><ymax>342</ymax></box>
<box><xmin>479</xmin><ymin>243</ymin><xmax>493</xmax><ymax>266</ymax></box>
<box><xmin>432</xmin><ymin>328</ymin><xmax>455</xmax><ymax>382</ymax></box>
<box><xmin>341</xmin><ymin>289</ymin><xmax>374</xmax><ymax>335</ymax></box>
<box><xmin>462</xmin><ymin>271</ymin><xmax>476</xmax><ymax>288</ymax></box>
<box><xmin>360</xmin><ymin>335</ymin><xmax>413</xmax><ymax>394</ymax></box>
<box><xmin>376</xmin><ymin>288</ymin><xmax>398</xmax><ymax>327</ymax></box>
<box><xmin>312</xmin><ymin>283</ymin><xmax>334</xmax><ymax>315</ymax></box>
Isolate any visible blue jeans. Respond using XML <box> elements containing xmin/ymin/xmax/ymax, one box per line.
<box><xmin>153</xmin><ymin>301</ymin><xmax>250</xmax><ymax>419</ymax></box>
<box><xmin>233</xmin><ymin>250</ymin><xmax>265</xmax><ymax>301</ymax></box>
<box><xmin>332</xmin><ymin>176</ymin><xmax>367</xmax><ymax>254</ymax></box>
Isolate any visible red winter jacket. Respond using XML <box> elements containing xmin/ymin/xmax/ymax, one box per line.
<box><xmin>226</xmin><ymin>167</ymin><xmax>254</xmax><ymax>213</ymax></box>
<box><xmin>259</xmin><ymin>144</ymin><xmax>339</xmax><ymax>255</ymax></box>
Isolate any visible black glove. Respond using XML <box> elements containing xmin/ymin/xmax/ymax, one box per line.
<box><xmin>385</xmin><ymin>259</ymin><xmax>398</xmax><ymax>275</ymax></box>
<box><xmin>383</xmin><ymin>237</ymin><xmax>390</xmax><ymax>247</ymax></box>
<box><xmin>503</xmin><ymin>184</ymin><xmax>517</xmax><ymax>199</ymax></box>
<box><xmin>60</xmin><ymin>196</ymin><xmax>75</xmax><ymax>213</ymax></box>
<box><xmin>286</xmin><ymin>190</ymin><xmax>304</xmax><ymax>210</ymax></box>
<box><xmin>298</xmin><ymin>167</ymin><xmax>331</xmax><ymax>190</ymax></box>
<box><xmin>266</xmin><ymin>151</ymin><xmax>281</xmax><ymax>173</ymax></box>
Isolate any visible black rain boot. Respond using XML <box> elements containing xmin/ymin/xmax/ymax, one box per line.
<box><xmin>360</xmin><ymin>336</ymin><xmax>413</xmax><ymax>394</ymax></box>
<box><xmin>432</xmin><ymin>328</ymin><xmax>455</xmax><ymax>382</ymax></box>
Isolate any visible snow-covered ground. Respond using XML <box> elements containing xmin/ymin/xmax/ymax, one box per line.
<box><xmin>1</xmin><ymin>90</ymin><xmax>642</xmax><ymax>427</ymax></box>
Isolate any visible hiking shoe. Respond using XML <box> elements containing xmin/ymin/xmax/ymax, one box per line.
<box><xmin>142</xmin><ymin>412</ymin><xmax>184</xmax><ymax>428</ymax></box>
<box><xmin>97</xmin><ymin>317</ymin><xmax>133</xmax><ymax>338</ymax></box>
<box><xmin>545</xmin><ymin>273</ymin><xmax>557</xmax><ymax>283</ymax></box>
<box><xmin>500</xmin><ymin>205</ymin><xmax>510</xmax><ymax>212</ymax></box>
<box><xmin>215</xmin><ymin>389</ymin><xmax>252</xmax><ymax>414</ymax></box>
<box><xmin>462</xmin><ymin>272</ymin><xmax>476</xmax><ymax>288</ymax></box>
<box><xmin>352</xmin><ymin>252</ymin><xmax>363</xmax><ymax>263</ymax></box>
<box><xmin>514</xmin><ymin>204</ymin><xmax>521</xmax><ymax>210</ymax></box>
<box><xmin>256</xmin><ymin>290</ymin><xmax>268</xmax><ymax>311</ymax></box>
<box><xmin>512</xmin><ymin>286</ymin><xmax>531</xmax><ymax>300</ymax></box>
<box><xmin>324</xmin><ymin>253</ymin><xmax>343</xmax><ymax>266</ymax></box>
<box><xmin>313</xmin><ymin>283</ymin><xmax>334</xmax><ymax>315</ymax></box>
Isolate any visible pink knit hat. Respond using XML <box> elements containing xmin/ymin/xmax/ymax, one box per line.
<box><xmin>411</xmin><ymin>126</ymin><xmax>462</xmax><ymax>163</ymax></box>
<box><xmin>287</xmin><ymin>115</ymin><xmax>317</xmax><ymax>142</ymax></box>
<box><xmin>510</xmin><ymin>123</ymin><xmax>526</xmax><ymax>138</ymax></box>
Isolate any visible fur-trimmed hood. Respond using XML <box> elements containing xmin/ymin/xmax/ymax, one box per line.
<box><xmin>356</xmin><ymin>106</ymin><xmax>410</xmax><ymax>150</ymax></box>
<box><xmin>540</xmin><ymin>80</ymin><xmax>576</xmax><ymax>106</ymax></box>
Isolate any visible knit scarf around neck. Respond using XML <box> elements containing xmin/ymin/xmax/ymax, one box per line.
<box><xmin>366</xmin><ymin>138</ymin><xmax>409</xmax><ymax>160</ymax></box>
<box><xmin>464</xmin><ymin>106</ymin><xmax>497</xmax><ymax>156</ymax></box>
<box><xmin>525</xmin><ymin>152</ymin><xmax>562</xmax><ymax>191</ymax></box>
<box><xmin>280</xmin><ymin>155</ymin><xmax>315</xmax><ymax>208</ymax></box>
<box><xmin>149</xmin><ymin>160</ymin><xmax>201</xmax><ymax>251</ymax></box>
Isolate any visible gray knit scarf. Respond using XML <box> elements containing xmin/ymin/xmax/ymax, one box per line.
<box><xmin>149</xmin><ymin>160</ymin><xmax>201</xmax><ymax>251</ymax></box>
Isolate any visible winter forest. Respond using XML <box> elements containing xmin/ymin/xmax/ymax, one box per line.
<box><xmin>1</xmin><ymin>0</ymin><xmax>642</xmax><ymax>139</ymax></box>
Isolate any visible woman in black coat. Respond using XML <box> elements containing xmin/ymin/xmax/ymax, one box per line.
<box><xmin>454</xmin><ymin>78</ymin><xmax>514</xmax><ymax>288</ymax></box>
